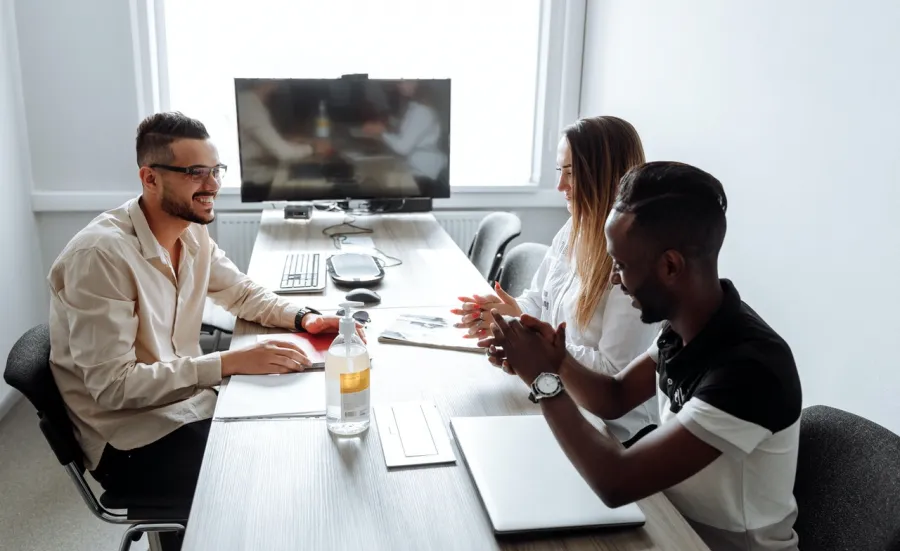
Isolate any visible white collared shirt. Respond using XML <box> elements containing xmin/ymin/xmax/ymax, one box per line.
<box><xmin>516</xmin><ymin>218</ymin><xmax>662</xmax><ymax>441</ymax></box>
<box><xmin>382</xmin><ymin>101</ymin><xmax>447</xmax><ymax>179</ymax></box>
<box><xmin>48</xmin><ymin>197</ymin><xmax>299</xmax><ymax>469</ymax></box>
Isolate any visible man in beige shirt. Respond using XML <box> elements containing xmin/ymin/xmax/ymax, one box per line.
<box><xmin>48</xmin><ymin>113</ymin><xmax>352</xmax><ymax>541</ymax></box>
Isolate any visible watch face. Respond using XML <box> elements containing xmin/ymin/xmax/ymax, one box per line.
<box><xmin>535</xmin><ymin>374</ymin><xmax>560</xmax><ymax>395</ymax></box>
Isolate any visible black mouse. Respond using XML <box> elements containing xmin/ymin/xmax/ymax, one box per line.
<box><xmin>346</xmin><ymin>288</ymin><xmax>381</xmax><ymax>305</ymax></box>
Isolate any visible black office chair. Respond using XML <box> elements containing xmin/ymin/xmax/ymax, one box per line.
<box><xmin>200</xmin><ymin>298</ymin><xmax>235</xmax><ymax>352</ymax></box>
<box><xmin>3</xmin><ymin>324</ymin><xmax>188</xmax><ymax>551</ymax></box>
<box><xmin>793</xmin><ymin>405</ymin><xmax>900</xmax><ymax>551</ymax></box>
<box><xmin>495</xmin><ymin>242</ymin><xmax>549</xmax><ymax>298</ymax></box>
<box><xmin>467</xmin><ymin>212</ymin><xmax>522</xmax><ymax>284</ymax></box>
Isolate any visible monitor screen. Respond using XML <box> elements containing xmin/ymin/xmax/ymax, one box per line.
<box><xmin>235</xmin><ymin>78</ymin><xmax>451</xmax><ymax>203</ymax></box>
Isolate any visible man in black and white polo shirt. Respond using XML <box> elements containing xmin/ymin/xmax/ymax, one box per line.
<box><xmin>481</xmin><ymin>161</ymin><xmax>802</xmax><ymax>551</ymax></box>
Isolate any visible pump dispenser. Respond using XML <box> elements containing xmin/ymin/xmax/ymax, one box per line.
<box><xmin>325</xmin><ymin>301</ymin><xmax>370</xmax><ymax>435</ymax></box>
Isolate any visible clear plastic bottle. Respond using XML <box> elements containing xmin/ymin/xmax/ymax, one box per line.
<box><xmin>315</xmin><ymin>100</ymin><xmax>331</xmax><ymax>139</ymax></box>
<box><xmin>325</xmin><ymin>301</ymin><xmax>370</xmax><ymax>436</ymax></box>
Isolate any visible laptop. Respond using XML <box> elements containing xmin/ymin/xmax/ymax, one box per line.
<box><xmin>450</xmin><ymin>414</ymin><xmax>646</xmax><ymax>535</ymax></box>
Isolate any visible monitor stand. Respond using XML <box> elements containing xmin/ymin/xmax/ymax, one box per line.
<box><xmin>342</xmin><ymin>198</ymin><xmax>433</xmax><ymax>215</ymax></box>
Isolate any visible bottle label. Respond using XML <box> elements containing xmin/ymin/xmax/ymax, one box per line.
<box><xmin>339</xmin><ymin>368</ymin><xmax>370</xmax><ymax>420</ymax></box>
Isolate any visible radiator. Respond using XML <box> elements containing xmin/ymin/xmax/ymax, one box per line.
<box><xmin>213</xmin><ymin>211</ymin><xmax>493</xmax><ymax>272</ymax></box>
<box><xmin>432</xmin><ymin>211</ymin><xmax>492</xmax><ymax>251</ymax></box>
<box><xmin>214</xmin><ymin>212</ymin><xmax>261</xmax><ymax>273</ymax></box>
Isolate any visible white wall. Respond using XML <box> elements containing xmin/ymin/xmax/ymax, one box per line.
<box><xmin>0</xmin><ymin>0</ymin><xmax>49</xmax><ymax>417</ymax></box>
<box><xmin>581</xmin><ymin>0</ymin><xmax>900</xmax><ymax>433</ymax></box>
<box><xmin>14</xmin><ymin>0</ymin><xmax>142</xmax><ymax>192</ymax></box>
<box><xmin>14</xmin><ymin>0</ymin><xmax>145</xmax><ymax>280</ymax></box>
<box><xmin>13</xmin><ymin>0</ymin><xmax>568</xmax><ymax>278</ymax></box>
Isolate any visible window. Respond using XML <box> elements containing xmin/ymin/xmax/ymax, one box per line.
<box><xmin>160</xmin><ymin>0</ymin><xmax>581</xmax><ymax>190</ymax></box>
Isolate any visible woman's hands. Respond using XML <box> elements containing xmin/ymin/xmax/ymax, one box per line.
<box><xmin>451</xmin><ymin>282</ymin><xmax>522</xmax><ymax>339</ymax></box>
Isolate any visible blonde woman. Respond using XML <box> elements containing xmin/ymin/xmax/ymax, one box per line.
<box><xmin>453</xmin><ymin>116</ymin><xmax>660</xmax><ymax>446</ymax></box>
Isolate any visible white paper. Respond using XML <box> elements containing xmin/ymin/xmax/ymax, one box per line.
<box><xmin>214</xmin><ymin>372</ymin><xmax>326</xmax><ymax>421</ymax></box>
<box><xmin>341</xmin><ymin>236</ymin><xmax>376</xmax><ymax>248</ymax></box>
<box><xmin>374</xmin><ymin>402</ymin><xmax>456</xmax><ymax>468</ymax></box>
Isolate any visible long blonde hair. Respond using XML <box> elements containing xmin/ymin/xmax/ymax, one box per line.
<box><xmin>564</xmin><ymin>116</ymin><xmax>646</xmax><ymax>329</ymax></box>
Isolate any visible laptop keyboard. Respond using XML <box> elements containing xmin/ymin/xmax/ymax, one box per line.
<box><xmin>280</xmin><ymin>253</ymin><xmax>321</xmax><ymax>290</ymax></box>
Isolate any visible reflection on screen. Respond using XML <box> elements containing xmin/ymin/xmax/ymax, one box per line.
<box><xmin>235</xmin><ymin>78</ymin><xmax>451</xmax><ymax>203</ymax></box>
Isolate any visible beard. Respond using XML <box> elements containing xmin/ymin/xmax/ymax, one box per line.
<box><xmin>627</xmin><ymin>276</ymin><xmax>674</xmax><ymax>324</ymax></box>
<box><xmin>160</xmin><ymin>186</ymin><xmax>215</xmax><ymax>225</ymax></box>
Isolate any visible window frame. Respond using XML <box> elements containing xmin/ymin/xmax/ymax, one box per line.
<box><xmin>136</xmin><ymin>0</ymin><xmax>584</xmax><ymax>207</ymax></box>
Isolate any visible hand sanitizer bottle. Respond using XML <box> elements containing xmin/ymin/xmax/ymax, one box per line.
<box><xmin>316</xmin><ymin>99</ymin><xmax>331</xmax><ymax>139</ymax></box>
<box><xmin>325</xmin><ymin>301</ymin><xmax>370</xmax><ymax>436</ymax></box>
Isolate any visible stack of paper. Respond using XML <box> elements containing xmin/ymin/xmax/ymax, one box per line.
<box><xmin>214</xmin><ymin>372</ymin><xmax>326</xmax><ymax>421</ymax></box>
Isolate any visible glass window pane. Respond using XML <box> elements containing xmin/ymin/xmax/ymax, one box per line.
<box><xmin>163</xmin><ymin>0</ymin><xmax>541</xmax><ymax>187</ymax></box>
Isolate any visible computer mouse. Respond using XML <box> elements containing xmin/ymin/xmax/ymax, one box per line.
<box><xmin>346</xmin><ymin>288</ymin><xmax>381</xmax><ymax>305</ymax></box>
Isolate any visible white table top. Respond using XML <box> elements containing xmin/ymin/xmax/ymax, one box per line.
<box><xmin>245</xmin><ymin>209</ymin><xmax>493</xmax><ymax>311</ymax></box>
<box><xmin>182</xmin><ymin>210</ymin><xmax>710</xmax><ymax>551</ymax></box>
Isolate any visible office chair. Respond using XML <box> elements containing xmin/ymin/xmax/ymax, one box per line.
<box><xmin>793</xmin><ymin>405</ymin><xmax>900</xmax><ymax>551</ymax></box>
<box><xmin>495</xmin><ymin>242</ymin><xmax>549</xmax><ymax>298</ymax></box>
<box><xmin>467</xmin><ymin>212</ymin><xmax>522</xmax><ymax>284</ymax></box>
<box><xmin>3</xmin><ymin>324</ymin><xmax>188</xmax><ymax>551</ymax></box>
<box><xmin>201</xmin><ymin>298</ymin><xmax>235</xmax><ymax>352</ymax></box>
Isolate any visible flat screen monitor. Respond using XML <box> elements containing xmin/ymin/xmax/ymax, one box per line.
<box><xmin>235</xmin><ymin>77</ymin><xmax>451</xmax><ymax>203</ymax></box>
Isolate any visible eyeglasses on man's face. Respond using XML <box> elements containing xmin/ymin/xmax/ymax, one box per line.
<box><xmin>151</xmin><ymin>163</ymin><xmax>228</xmax><ymax>183</ymax></box>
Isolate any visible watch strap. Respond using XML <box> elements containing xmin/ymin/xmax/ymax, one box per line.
<box><xmin>294</xmin><ymin>307</ymin><xmax>322</xmax><ymax>332</ymax></box>
<box><xmin>530</xmin><ymin>373</ymin><xmax>563</xmax><ymax>403</ymax></box>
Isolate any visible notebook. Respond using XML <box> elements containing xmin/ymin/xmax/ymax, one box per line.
<box><xmin>450</xmin><ymin>415</ymin><xmax>646</xmax><ymax>534</ymax></box>
<box><xmin>378</xmin><ymin>314</ymin><xmax>484</xmax><ymax>354</ymax></box>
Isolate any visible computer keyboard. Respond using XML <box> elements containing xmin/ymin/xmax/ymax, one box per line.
<box><xmin>280</xmin><ymin>253</ymin><xmax>321</xmax><ymax>290</ymax></box>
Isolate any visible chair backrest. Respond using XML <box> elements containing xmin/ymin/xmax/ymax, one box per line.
<box><xmin>3</xmin><ymin>324</ymin><xmax>85</xmax><ymax>471</ymax></box>
<box><xmin>793</xmin><ymin>405</ymin><xmax>900</xmax><ymax>551</ymax></box>
<box><xmin>467</xmin><ymin>212</ymin><xmax>522</xmax><ymax>283</ymax></box>
<box><xmin>496</xmin><ymin>242</ymin><xmax>549</xmax><ymax>298</ymax></box>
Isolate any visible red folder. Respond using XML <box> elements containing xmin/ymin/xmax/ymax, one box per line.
<box><xmin>257</xmin><ymin>332</ymin><xmax>333</xmax><ymax>368</ymax></box>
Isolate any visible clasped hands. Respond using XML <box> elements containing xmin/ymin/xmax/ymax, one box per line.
<box><xmin>451</xmin><ymin>283</ymin><xmax>567</xmax><ymax>385</ymax></box>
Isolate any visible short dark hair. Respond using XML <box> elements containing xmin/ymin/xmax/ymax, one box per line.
<box><xmin>614</xmin><ymin>161</ymin><xmax>728</xmax><ymax>259</ymax></box>
<box><xmin>135</xmin><ymin>111</ymin><xmax>209</xmax><ymax>167</ymax></box>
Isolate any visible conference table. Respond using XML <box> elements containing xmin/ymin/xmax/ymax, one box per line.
<box><xmin>181</xmin><ymin>209</ymin><xmax>710</xmax><ymax>551</ymax></box>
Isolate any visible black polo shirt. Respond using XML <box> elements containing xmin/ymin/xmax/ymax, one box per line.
<box><xmin>648</xmin><ymin>279</ymin><xmax>802</xmax><ymax>551</ymax></box>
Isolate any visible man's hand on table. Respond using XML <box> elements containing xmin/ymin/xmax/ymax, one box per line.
<box><xmin>221</xmin><ymin>340</ymin><xmax>311</xmax><ymax>376</ymax></box>
<box><xmin>219</xmin><ymin>314</ymin><xmax>366</xmax><ymax>377</ymax></box>
<box><xmin>301</xmin><ymin>313</ymin><xmax>367</xmax><ymax>343</ymax></box>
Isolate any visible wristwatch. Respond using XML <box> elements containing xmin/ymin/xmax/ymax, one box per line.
<box><xmin>294</xmin><ymin>307</ymin><xmax>321</xmax><ymax>332</ymax></box>
<box><xmin>528</xmin><ymin>372</ymin><xmax>564</xmax><ymax>404</ymax></box>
